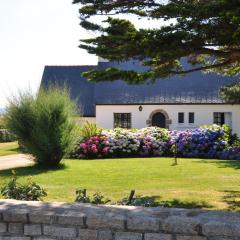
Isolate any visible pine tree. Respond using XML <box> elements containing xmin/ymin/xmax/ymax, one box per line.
<box><xmin>73</xmin><ymin>0</ymin><xmax>240</xmax><ymax>84</ymax></box>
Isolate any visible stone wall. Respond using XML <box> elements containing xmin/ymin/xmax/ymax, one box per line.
<box><xmin>0</xmin><ymin>200</ymin><xmax>240</xmax><ymax>240</ymax></box>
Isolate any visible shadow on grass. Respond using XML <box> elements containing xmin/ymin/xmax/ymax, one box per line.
<box><xmin>117</xmin><ymin>195</ymin><xmax>213</xmax><ymax>209</ymax></box>
<box><xmin>222</xmin><ymin>190</ymin><xmax>240</xmax><ymax>211</ymax></box>
<box><xmin>161</xmin><ymin>199</ymin><xmax>213</xmax><ymax>209</ymax></box>
<box><xmin>0</xmin><ymin>163</ymin><xmax>67</xmax><ymax>178</ymax></box>
<box><xmin>195</xmin><ymin>159</ymin><xmax>240</xmax><ymax>170</ymax></box>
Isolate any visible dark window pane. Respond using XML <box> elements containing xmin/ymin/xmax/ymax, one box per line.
<box><xmin>178</xmin><ymin>112</ymin><xmax>184</xmax><ymax>123</ymax></box>
<box><xmin>114</xmin><ymin>113</ymin><xmax>131</xmax><ymax>128</ymax></box>
<box><xmin>213</xmin><ymin>112</ymin><xmax>225</xmax><ymax>125</ymax></box>
<box><xmin>189</xmin><ymin>112</ymin><xmax>194</xmax><ymax>124</ymax></box>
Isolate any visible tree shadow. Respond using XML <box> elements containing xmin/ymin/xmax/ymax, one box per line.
<box><xmin>161</xmin><ymin>198</ymin><xmax>213</xmax><ymax>209</ymax></box>
<box><xmin>222</xmin><ymin>190</ymin><xmax>240</xmax><ymax>211</ymax></box>
<box><xmin>0</xmin><ymin>163</ymin><xmax>67</xmax><ymax>178</ymax></box>
<box><xmin>116</xmin><ymin>195</ymin><xmax>213</xmax><ymax>209</ymax></box>
<box><xmin>195</xmin><ymin>159</ymin><xmax>240</xmax><ymax>170</ymax></box>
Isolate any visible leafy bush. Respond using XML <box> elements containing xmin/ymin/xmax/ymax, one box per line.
<box><xmin>71</xmin><ymin>135</ymin><xmax>109</xmax><ymax>159</ymax></box>
<box><xmin>103</xmin><ymin>128</ymin><xmax>140</xmax><ymax>157</ymax></box>
<box><xmin>75</xmin><ymin>189</ymin><xmax>110</xmax><ymax>204</ymax></box>
<box><xmin>138</xmin><ymin>127</ymin><xmax>171</xmax><ymax>157</ymax></box>
<box><xmin>72</xmin><ymin>125</ymin><xmax>240</xmax><ymax>160</ymax></box>
<box><xmin>170</xmin><ymin>126</ymin><xmax>229</xmax><ymax>158</ymax></box>
<box><xmin>0</xmin><ymin>117</ymin><xmax>6</xmax><ymax>129</ymax></box>
<box><xmin>5</xmin><ymin>87</ymin><xmax>78</xmax><ymax>166</ymax></box>
<box><xmin>0</xmin><ymin>129</ymin><xmax>16</xmax><ymax>143</ymax></box>
<box><xmin>75</xmin><ymin>189</ymin><xmax>90</xmax><ymax>203</ymax></box>
<box><xmin>1</xmin><ymin>170</ymin><xmax>47</xmax><ymax>201</ymax></box>
<box><xmin>80</xmin><ymin>121</ymin><xmax>102</xmax><ymax>140</ymax></box>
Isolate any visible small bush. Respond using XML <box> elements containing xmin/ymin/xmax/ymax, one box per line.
<box><xmin>80</xmin><ymin>121</ymin><xmax>102</xmax><ymax>140</ymax></box>
<box><xmin>5</xmin><ymin>87</ymin><xmax>78</xmax><ymax>166</ymax></box>
<box><xmin>75</xmin><ymin>189</ymin><xmax>90</xmax><ymax>203</ymax></box>
<box><xmin>1</xmin><ymin>170</ymin><xmax>47</xmax><ymax>201</ymax></box>
<box><xmin>75</xmin><ymin>189</ymin><xmax>110</xmax><ymax>204</ymax></box>
<box><xmin>0</xmin><ymin>129</ymin><xmax>16</xmax><ymax>143</ymax></box>
<box><xmin>71</xmin><ymin>135</ymin><xmax>109</xmax><ymax>159</ymax></box>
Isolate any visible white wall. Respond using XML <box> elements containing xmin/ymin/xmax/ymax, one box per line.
<box><xmin>96</xmin><ymin>104</ymin><xmax>240</xmax><ymax>136</ymax></box>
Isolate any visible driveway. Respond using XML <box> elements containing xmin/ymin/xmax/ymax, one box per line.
<box><xmin>0</xmin><ymin>154</ymin><xmax>33</xmax><ymax>170</ymax></box>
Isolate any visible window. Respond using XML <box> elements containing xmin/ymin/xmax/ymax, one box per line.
<box><xmin>178</xmin><ymin>112</ymin><xmax>184</xmax><ymax>124</ymax></box>
<box><xmin>189</xmin><ymin>112</ymin><xmax>195</xmax><ymax>124</ymax></box>
<box><xmin>114</xmin><ymin>113</ymin><xmax>131</xmax><ymax>128</ymax></box>
<box><xmin>213</xmin><ymin>112</ymin><xmax>225</xmax><ymax>125</ymax></box>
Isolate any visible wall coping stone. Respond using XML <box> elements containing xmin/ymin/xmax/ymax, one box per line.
<box><xmin>0</xmin><ymin>199</ymin><xmax>240</xmax><ymax>239</ymax></box>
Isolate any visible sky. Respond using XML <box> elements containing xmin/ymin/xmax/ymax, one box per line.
<box><xmin>0</xmin><ymin>1</ymin><xmax>166</xmax><ymax>109</ymax></box>
<box><xmin>0</xmin><ymin>0</ymin><xmax>97</xmax><ymax>108</ymax></box>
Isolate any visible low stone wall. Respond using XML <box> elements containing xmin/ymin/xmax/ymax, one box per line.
<box><xmin>0</xmin><ymin>200</ymin><xmax>240</xmax><ymax>240</ymax></box>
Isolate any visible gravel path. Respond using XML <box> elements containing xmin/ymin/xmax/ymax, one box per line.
<box><xmin>0</xmin><ymin>154</ymin><xmax>33</xmax><ymax>170</ymax></box>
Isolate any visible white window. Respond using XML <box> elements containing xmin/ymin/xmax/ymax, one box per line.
<box><xmin>114</xmin><ymin>113</ymin><xmax>131</xmax><ymax>128</ymax></box>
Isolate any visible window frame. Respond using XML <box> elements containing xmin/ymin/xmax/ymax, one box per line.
<box><xmin>213</xmin><ymin>112</ymin><xmax>225</xmax><ymax>126</ymax></box>
<box><xmin>113</xmin><ymin>113</ymin><xmax>132</xmax><ymax>129</ymax></box>
<box><xmin>178</xmin><ymin>112</ymin><xmax>184</xmax><ymax>124</ymax></box>
<box><xmin>188</xmin><ymin>112</ymin><xmax>195</xmax><ymax>124</ymax></box>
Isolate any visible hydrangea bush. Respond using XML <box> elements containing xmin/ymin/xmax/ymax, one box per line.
<box><xmin>71</xmin><ymin>125</ymin><xmax>240</xmax><ymax>160</ymax></box>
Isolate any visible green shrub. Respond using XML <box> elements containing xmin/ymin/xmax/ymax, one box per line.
<box><xmin>1</xmin><ymin>170</ymin><xmax>47</xmax><ymax>201</ymax></box>
<box><xmin>80</xmin><ymin>121</ymin><xmax>102</xmax><ymax>140</ymax></box>
<box><xmin>75</xmin><ymin>189</ymin><xmax>90</xmax><ymax>203</ymax></box>
<box><xmin>0</xmin><ymin>117</ymin><xmax>6</xmax><ymax>129</ymax></box>
<box><xmin>75</xmin><ymin>189</ymin><xmax>110</xmax><ymax>204</ymax></box>
<box><xmin>0</xmin><ymin>129</ymin><xmax>16</xmax><ymax>143</ymax></box>
<box><xmin>5</xmin><ymin>87</ymin><xmax>78</xmax><ymax>166</ymax></box>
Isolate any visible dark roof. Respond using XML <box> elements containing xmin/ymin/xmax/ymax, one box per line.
<box><xmin>41</xmin><ymin>60</ymin><xmax>239</xmax><ymax>117</ymax></box>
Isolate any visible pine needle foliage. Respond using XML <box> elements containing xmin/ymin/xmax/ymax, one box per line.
<box><xmin>5</xmin><ymin>87</ymin><xmax>78</xmax><ymax>167</ymax></box>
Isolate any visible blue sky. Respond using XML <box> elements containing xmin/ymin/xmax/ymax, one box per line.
<box><xmin>0</xmin><ymin>1</ymin><xmax>166</xmax><ymax>108</ymax></box>
<box><xmin>0</xmin><ymin>0</ymin><xmax>97</xmax><ymax>108</ymax></box>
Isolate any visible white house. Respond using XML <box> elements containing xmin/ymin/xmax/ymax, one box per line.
<box><xmin>41</xmin><ymin>58</ymin><xmax>240</xmax><ymax>136</ymax></box>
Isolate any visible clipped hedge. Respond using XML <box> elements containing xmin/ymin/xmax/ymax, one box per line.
<box><xmin>71</xmin><ymin>125</ymin><xmax>240</xmax><ymax>160</ymax></box>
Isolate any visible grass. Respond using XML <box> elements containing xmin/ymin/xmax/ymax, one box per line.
<box><xmin>0</xmin><ymin>157</ymin><xmax>240</xmax><ymax>211</ymax></box>
<box><xmin>0</xmin><ymin>142</ymin><xmax>19</xmax><ymax>156</ymax></box>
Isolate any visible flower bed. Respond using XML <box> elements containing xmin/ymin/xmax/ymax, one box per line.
<box><xmin>71</xmin><ymin>125</ymin><xmax>240</xmax><ymax>160</ymax></box>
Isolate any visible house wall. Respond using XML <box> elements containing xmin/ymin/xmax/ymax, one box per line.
<box><xmin>96</xmin><ymin>104</ymin><xmax>240</xmax><ymax>136</ymax></box>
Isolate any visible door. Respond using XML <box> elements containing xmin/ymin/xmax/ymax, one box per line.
<box><xmin>152</xmin><ymin>112</ymin><xmax>166</xmax><ymax>128</ymax></box>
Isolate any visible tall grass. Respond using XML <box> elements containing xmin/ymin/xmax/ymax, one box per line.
<box><xmin>5</xmin><ymin>87</ymin><xmax>78</xmax><ymax>166</ymax></box>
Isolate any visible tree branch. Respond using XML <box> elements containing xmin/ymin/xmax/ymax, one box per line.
<box><xmin>170</xmin><ymin>59</ymin><xmax>232</xmax><ymax>75</ymax></box>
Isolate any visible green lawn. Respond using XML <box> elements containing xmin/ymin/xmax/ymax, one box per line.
<box><xmin>0</xmin><ymin>142</ymin><xmax>19</xmax><ymax>156</ymax></box>
<box><xmin>0</xmin><ymin>157</ymin><xmax>240</xmax><ymax>211</ymax></box>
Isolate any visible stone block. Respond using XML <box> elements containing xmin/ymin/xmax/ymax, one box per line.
<box><xmin>114</xmin><ymin>232</ymin><xmax>143</xmax><ymax>240</ymax></box>
<box><xmin>145</xmin><ymin>233</ymin><xmax>172</xmax><ymax>240</ymax></box>
<box><xmin>87</xmin><ymin>213</ymin><xmax>125</xmax><ymax>230</ymax></box>
<box><xmin>29</xmin><ymin>212</ymin><xmax>56</xmax><ymax>224</ymax></box>
<box><xmin>202</xmin><ymin>221</ymin><xmax>240</xmax><ymax>237</ymax></box>
<box><xmin>0</xmin><ymin>223</ymin><xmax>7</xmax><ymax>233</ymax></box>
<box><xmin>0</xmin><ymin>238</ymin><xmax>30</xmax><ymax>240</ymax></box>
<box><xmin>98</xmin><ymin>229</ymin><xmax>113</xmax><ymax>240</ymax></box>
<box><xmin>24</xmin><ymin>224</ymin><xmax>42</xmax><ymax>236</ymax></box>
<box><xmin>57</xmin><ymin>212</ymin><xmax>85</xmax><ymax>226</ymax></box>
<box><xmin>33</xmin><ymin>237</ymin><xmax>56</xmax><ymax>240</ymax></box>
<box><xmin>3</xmin><ymin>212</ymin><xmax>28</xmax><ymax>223</ymax></box>
<box><xmin>78</xmin><ymin>229</ymin><xmax>98</xmax><ymax>240</ymax></box>
<box><xmin>127</xmin><ymin>216</ymin><xmax>159</xmax><ymax>232</ymax></box>
<box><xmin>176</xmin><ymin>236</ymin><xmax>207</xmax><ymax>240</ymax></box>
<box><xmin>8</xmin><ymin>223</ymin><xmax>23</xmax><ymax>235</ymax></box>
<box><xmin>162</xmin><ymin>216</ymin><xmax>201</xmax><ymax>235</ymax></box>
<box><xmin>43</xmin><ymin>225</ymin><xmax>77</xmax><ymax>238</ymax></box>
